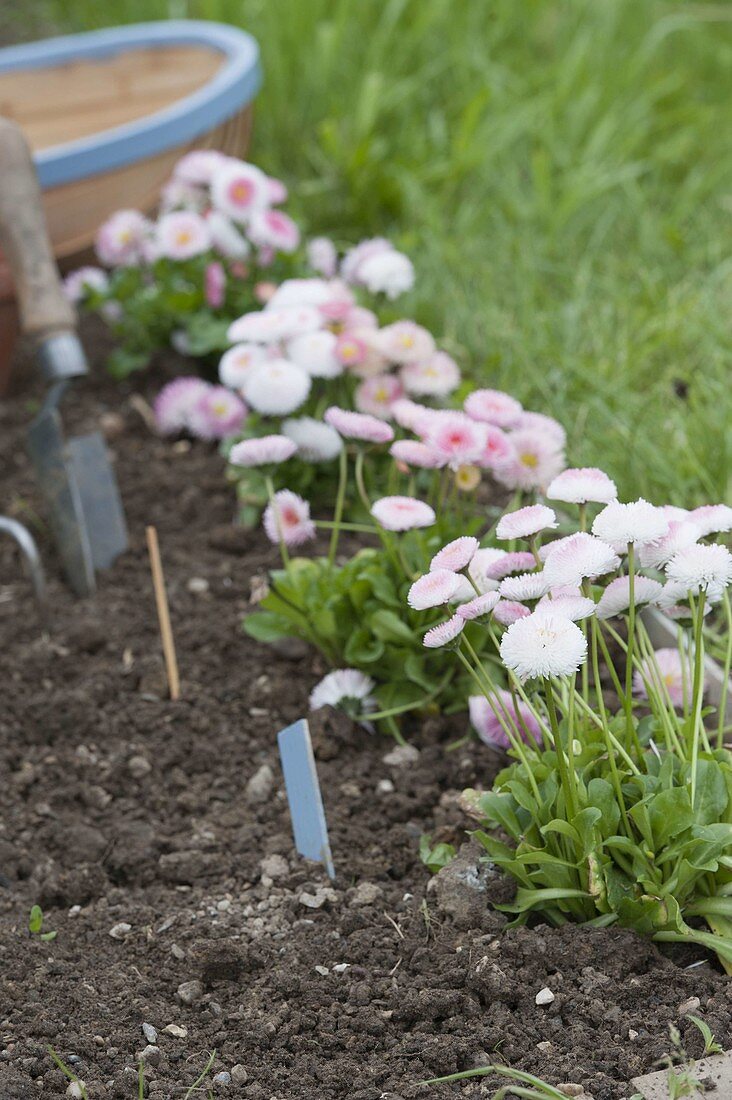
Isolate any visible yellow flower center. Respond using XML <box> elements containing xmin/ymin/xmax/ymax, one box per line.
<box><xmin>520</xmin><ymin>451</ymin><xmax>539</xmax><ymax>468</ymax></box>
<box><xmin>455</xmin><ymin>465</ymin><xmax>481</xmax><ymax>492</ymax></box>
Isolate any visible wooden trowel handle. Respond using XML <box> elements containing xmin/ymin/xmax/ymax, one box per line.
<box><xmin>0</xmin><ymin>117</ymin><xmax>75</xmax><ymax>342</ymax></box>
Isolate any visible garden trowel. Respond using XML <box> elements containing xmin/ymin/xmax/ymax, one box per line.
<box><xmin>0</xmin><ymin>117</ymin><xmax>127</xmax><ymax>597</ymax></box>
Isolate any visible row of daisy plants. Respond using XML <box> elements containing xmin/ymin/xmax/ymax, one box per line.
<box><xmin>67</xmin><ymin>150</ymin><xmax>732</xmax><ymax>968</ymax></box>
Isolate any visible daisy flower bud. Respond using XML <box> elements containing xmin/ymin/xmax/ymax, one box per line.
<box><xmin>430</xmin><ymin>536</ymin><xmax>479</xmax><ymax>573</ymax></box>
<box><xmin>633</xmin><ymin>648</ymin><xmax>695</xmax><ymax>709</ymax></box>
<box><xmin>408</xmin><ymin>570</ymin><xmax>462</xmax><ymax>610</ymax></box>
<box><xmin>310</xmin><ymin>669</ymin><xmax>376</xmax><ymax>714</ymax></box>
<box><xmin>154</xmin><ymin>377</ymin><xmax>210</xmax><ymax>435</ymax></box>
<box><xmin>464</xmin><ymin>388</ymin><xmax>523</xmax><ymax>428</ymax></box>
<box><xmin>281</xmin><ymin>417</ymin><xmax>342</xmax><ymax>462</ymax></box>
<box><xmin>665</xmin><ymin>543</ymin><xmax>732</xmax><ymax>603</ymax></box>
<box><xmin>456</xmin><ymin>591</ymin><xmax>501</xmax><ymax>621</ymax></box>
<box><xmin>156</xmin><ymin>210</ymin><xmax>211</xmax><ymax>260</ymax></box>
<box><xmin>423</xmin><ymin>614</ymin><xmax>465</xmax><ymax>648</ymax></box>
<box><xmin>400</xmin><ymin>351</ymin><xmax>460</xmax><ymax>397</ymax></box>
<box><xmin>595</xmin><ymin>575</ymin><xmax>663</xmax><ymax>619</ymax></box>
<box><xmin>229</xmin><ymin>435</ymin><xmax>297</xmax><ymax>467</ymax></box>
<box><xmin>371</xmin><ymin>496</ymin><xmax>436</xmax><ymax>532</ymax></box>
<box><xmin>188</xmin><ymin>386</ymin><xmax>247</xmax><ymax>440</ymax></box>
<box><xmin>496</xmin><ymin>504</ymin><xmax>558</xmax><ymax>542</ymax></box>
<box><xmin>543</xmin><ymin>532</ymin><xmax>620</xmax><ymax>588</ymax></box>
<box><xmin>546</xmin><ymin>467</ymin><xmax>617</xmax><ymax>505</ymax></box>
<box><xmin>242</xmin><ymin>360</ymin><xmax>311</xmax><ymax>416</ymax></box>
<box><xmin>500</xmin><ymin>611</ymin><xmax>588</xmax><ymax>681</ymax></box>
<box><xmin>493</xmin><ymin>600</ymin><xmax>531</xmax><ymax>626</ymax></box>
<box><xmin>469</xmin><ymin>690</ymin><xmax>542</xmax><ymax>749</ymax></box>
<box><xmin>324</xmin><ymin>407</ymin><xmax>395</xmax><ymax>444</ymax></box>
<box><xmin>592</xmin><ymin>498</ymin><xmax>669</xmax><ymax>550</ymax></box>
<box><xmin>263</xmin><ymin>490</ymin><xmax>316</xmax><ymax>547</ymax></box>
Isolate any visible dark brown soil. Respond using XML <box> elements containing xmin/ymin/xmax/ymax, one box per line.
<box><xmin>0</xmin><ymin>324</ymin><xmax>730</xmax><ymax>1100</ymax></box>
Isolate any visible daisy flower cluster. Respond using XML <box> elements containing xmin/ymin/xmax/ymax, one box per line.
<box><xmin>154</xmin><ymin>376</ymin><xmax>247</xmax><ymax>441</ymax></box>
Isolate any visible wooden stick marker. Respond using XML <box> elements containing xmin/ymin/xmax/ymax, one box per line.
<box><xmin>145</xmin><ymin>525</ymin><xmax>180</xmax><ymax>701</ymax></box>
<box><xmin>278</xmin><ymin>718</ymin><xmax>335</xmax><ymax>880</ymax></box>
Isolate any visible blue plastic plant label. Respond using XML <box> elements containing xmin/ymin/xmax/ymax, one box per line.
<box><xmin>277</xmin><ymin>718</ymin><xmax>335</xmax><ymax>880</ymax></box>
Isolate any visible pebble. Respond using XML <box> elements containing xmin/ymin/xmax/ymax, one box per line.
<box><xmin>678</xmin><ymin>995</ymin><xmax>701</xmax><ymax>1015</ymax></box>
<box><xmin>213</xmin><ymin>1071</ymin><xmax>232</xmax><ymax>1089</ymax></box>
<box><xmin>557</xmin><ymin>1087</ymin><xmax>587</xmax><ymax>1099</ymax></box>
<box><xmin>245</xmin><ymin>764</ymin><xmax>274</xmax><ymax>805</ymax></box>
<box><xmin>109</xmin><ymin>923</ymin><xmax>131</xmax><ymax>940</ymax></box>
<box><xmin>314</xmin><ymin>965</ymin><xmax>330</xmax><ymax>976</ymax></box>
<box><xmin>171</xmin><ymin>944</ymin><xmax>186</xmax><ymax>960</ymax></box>
<box><xmin>535</xmin><ymin>987</ymin><xmax>555</xmax><ymax>1006</ymax></box>
<box><xmin>176</xmin><ymin>980</ymin><xmax>203</xmax><ymax>1005</ymax></box>
<box><xmin>628</xmin><ymin>1029</ymin><xmax>639</xmax><ymax>1040</ymax></box>
<box><xmin>299</xmin><ymin>887</ymin><xmax>337</xmax><ymax>909</ymax></box>
<box><xmin>163</xmin><ymin>1024</ymin><xmax>187</xmax><ymax>1038</ymax></box>
<box><xmin>127</xmin><ymin>755</ymin><xmax>152</xmax><ymax>779</ymax></box>
<box><xmin>66</xmin><ymin>1084</ymin><xmax>86</xmax><ymax>1099</ymax></box>
<box><xmin>138</xmin><ymin>1045</ymin><xmax>161</xmax><ymax>1066</ymax></box>
<box><xmin>260</xmin><ymin>854</ymin><xmax>289</xmax><ymax>881</ymax></box>
<box><xmin>142</xmin><ymin>1024</ymin><xmax>157</xmax><ymax>1044</ymax></box>
<box><xmin>349</xmin><ymin>882</ymin><xmax>384</xmax><ymax>908</ymax></box>
<box><xmin>187</xmin><ymin>577</ymin><xmax>210</xmax><ymax>594</ymax></box>
<box><xmin>231</xmin><ymin>1065</ymin><xmax>248</xmax><ymax>1085</ymax></box>
<box><xmin>382</xmin><ymin>744</ymin><xmax>420</xmax><ymax>767</ymax></box>
<box><xmin>537</xmin><ymin>1041</ymin><xmax>552</xmax><ymax>1053</ymax></box>
<box><xmin>376</xmin><ymin>779</ymin><xmax>395</xmax><ymax>794</ymax></box>
<box><xmin>332</xmin><ymin>963</ymin><xmax>350</xmax><ymax>974</ymax></box>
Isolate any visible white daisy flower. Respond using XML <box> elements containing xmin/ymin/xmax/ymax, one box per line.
<box><xmin>500</xmin><ymin>611</ymin><xmax>588</xmax><ymax>681</ymax></box>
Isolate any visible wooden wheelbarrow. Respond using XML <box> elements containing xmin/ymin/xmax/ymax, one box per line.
<box><xmin>0</xmin><ymin>19</ymin><xmax>261</xmax><ymax>392</ymax></box>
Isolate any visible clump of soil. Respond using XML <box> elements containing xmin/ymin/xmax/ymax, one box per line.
<box><xmin>0</xmin><ymin>327</ymin><xmax>730</xmax><ymax>1100</ymax></box>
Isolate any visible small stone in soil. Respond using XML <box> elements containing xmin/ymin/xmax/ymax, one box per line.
<box><xmin>245</xmin><ymin>764</ymin><xmax>274</xmax><ymax>805</ymax></box>
<box><xmin>535</xmin><ymin>986</ymin><xmax>555</xmax><ymax>1006</ymax></box>
<box><xmin>382</xmin><ymin>744</ymin><xmax>420</xmax><ymax>767</ymax></box>
<box><xmin>162</xmin><ymin>1024</ymin><xmax>187</xmax><ymax>1038</ymax></box>
<box><xmin>260</xmin><ymin>854</ymin><xmax>289</xmax><ymax>880</ymax></box>
<box><xmin>213</xmin><ymin>1071</ymin><xmax>231</xmax><ymax>1089</ymax></box>
<box><xmin>176</xmin><ymin>980</ymin><xmax>203</xmax><ymax>1005</ymax></box>
<box><xmin>187</xmin><ymin>577</ymin><xmax>209</xmax><ymax>594</ymax></box>
<box><xmin>142</xmin><ymin>1024</ymin><xmax>157</xmax><ymax>1044</ymax></box>
<box><xmin>376</xmin><ymin>779</ymin><xmax>395</xmax><ymax>794</ymax></box>
<box><xmin>231</xmin><ymin>1065</ymin><xmax>248</xmax><ymax>1085</ymax></box>
<box><xmin>108</xmin><ymin>923</ymin><xmax>131</xmax><ymax>940</ymax></box>
<box><xmin>314</xmin><ymin>965</ymin><xmax>330</xmax><ymax>976</ymax></box>
<box><xmin>299</xmin><ymin>887</ymin><xmax>338</xmax><ymax>909</ymax></box>
<box><xmin>127</xmin><ymin>755</ymin><xmax>152</xmax><ymax>779</ymax></box>
<box><xmin>678</xmin><ymin>995</ymin><xmax>701</xmax><ymax>1015</ymax></box>
<box><xmin>348</xmin><ymin>882</ymin><xmax>383</xmax><ymax>908</ymax></box>
<box><xmin>137</xmin><ymin>1045</ymin><xmax>161</xmax><ymax>1066</ymax></box>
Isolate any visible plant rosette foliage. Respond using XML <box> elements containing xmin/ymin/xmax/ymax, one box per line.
<box><xmin>411</xmin><ymin>485</ymin><xmax>732</xmax><ymax>966</ymax></box>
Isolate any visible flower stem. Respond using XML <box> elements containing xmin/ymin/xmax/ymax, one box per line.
<box><xmin>264</xmin><ymin>474</ymin><xmax>289</xmax><ymax>568</ymax></box>
<box><xmin>327</xmin><ymin>445</ymin><xmax>348</xmax><ymax>567</ymax></box>
<box><xmin>717</xmin><ymin>590</ymin><xmax>732</xmax><ymax>749</ymax></box>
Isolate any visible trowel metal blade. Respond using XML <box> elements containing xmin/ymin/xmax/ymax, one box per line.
<box><xmin>26</xmin><ymin>407</ymin><xmax>95</xmax><ymax>597</ymax></box>
<box><xmin>67</xmin><ymin>432</ymin><xmax>128</xmax><ymax>571</ymax></box>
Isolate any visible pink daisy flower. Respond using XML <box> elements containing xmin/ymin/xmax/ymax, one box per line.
<box><xmin>407</xmin><ymin>570</ymin><xmax>462</xmax><ymax>610</ymax></box>
<box><xmin>689</xmin><ymin>504</ymin><xmax>732</xmax><ymax>538</ymax></box>
<box><xmin>156</xmin><ymin>210</ymin><xmax>211</xmax><ymax>260</ymax></box>
<box><xmin>493</xmin><ymin>429</ymin><xmax>565</xmax><ymax>492</ymax></box>
<box><xmin>248</xmin><ymin>208</ymin><xmax>300</xmax><ymax>254</ymax></box>
<box><xmin>173</xmin><ymin>149</ymin><xmax>228</xmax><ymax>185</ymax></box>
<box><xmin>218</xmin><ymin>343</ymin><xmax>268</xmax><ymax>389</ymax></box>
<box><xmin>324</xmin><ymin>407</ymin><xmax>395</xmax><ymax>444</ymax></box>
<box><xmin>512</xmin><ymin>411</ymin><xmax>567</xmax><ymax>447</ymax></box>
<box><xmin>496</xmin><ymin>504</ymin><xmax>558</xmax><ymax>542</ymax></box>
<box><xmin>263</xmin><ymin>490</ymin><xmax>316</xmax><ymax>547</ymax></box>
<box><xmin>376</xmin><ymin>321</ymin><xmax>436</xmax><ymax>364</ymax></box>
<box><xmin>469</xmin><ymin>690</ymin><xmax>542</xmax><ymax>750</ymax></box>
<box><xmin>390</xmin><ymin>398</ymin><xmax>439</xmax><ymax>434</ymax></box>
<box><xmin>595</xmin><ymin>575</ymin><xmax>663</xmax><ymax>620</ymax></box>
<box><xmin>546</xmin><ymin>467</ymin><xmax>617</xmax><ymax>505</ymax></box>
<box><xmin>188</xmin><ymin>386</ymin><xmax>247</xmax><ymax>440</ymax></box>
<box><xmin>335</xmin><ymin>333</ymin><xmax>369</xmax><ymax>367</ymax></box>
<box><xmin>499</xmin><ymin>571</ymin><xmax>551</xmax><ymax>602</ymax></box>
<box><xmin>400</xmin><ymin>351</ymin><xmax>460</xmax><ymax>397</ymax></box>
<box><xmin>390</xmin><ymin>440</ymin><xmax>445</xmax><ymax>469</ymax></box>
<box><xmin>542</xmin><ymin>532</ymin><xmax>620</xmax><ymax>588</ymax></box>
<box><xmin>424</xmin><ymin>413</ymin><xmax>487</xmax><ymax>470</ymax></box>
<box><xmin>154</xmin><ymin>377</ymin><xmax>210</xmax><ymax>436</ymax></box>
<box><xmin>63</xmin><ymin>266</ymin><xmax>108</xmax><ymax>302</ymax></box>
<box><xmin>633</xmin><ymin>648</ymin><xmax>695</xmax><ymax>709</ymax></box>
<box><xmin>456</xmin><ymin>591</ymin><xmax>501</xmax><ymax>621</ymax></box>
<box><xmin>371</xmin><ymin>496</ymin><xmax>436</xmax><ymax>532</ymax></box>
<box><xmin>493</xmin><ymin>600</ymin><xmax>531</xmax><ymax>626</ymax></box>
<box><xmin>354</xmin><ymin>374</ymin><xmax>405</xmax><ymax>420</ymax></box>
<box><xmin>478</xmin><ymin>426</ymin><xmax>513</xmax><ymax>470</ymax></box>
<box><xmin>484</xmin><ymin>551</ymin><xmax>537</xmax><ymax>581</ymax></box>
<box><xmin>210</xmin><ymin>160</ymin><xmax>270</xmax><ymax>222</ymax></box>
<box><xmin>464</xmin><ymin>388</ymin><xmax>523</xmax><ymax>428</ymax></box>
<box><xmin>227</xmin><ymin>306</ymin><xmax>323</xmax><ymax>344</ymax></box>
<box><xmin>423</xmin><ymin>615</ymin><xmax>465</xmax><ymax>649</ymax></box>
<box><xmin>430</xmin><ymin>536</ymin><xmax>479</xmax><ymax>573</ymax></box>
<box><xmin>592</xmin><ymin>499</ymin><xmax>669</xmax><ymax>551</ymax></box>
<box><xmin>229</xmin><ymin>435</ymin><xmax>297</xmax><ymax>467</ymax></box>
<box><xmin>95</xmin><ymin>209</ymin><xmax>150</xmax><ymax>266</ymax></box>
<box><xmin>266</xmin><ymin>176</ymin><xmax>288</xmax><ymax>204</ymax></box>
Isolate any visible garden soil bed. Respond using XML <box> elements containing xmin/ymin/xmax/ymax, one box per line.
<box><xmin>0</xmin><ymin>325</ymin><xmax>730</xmax><ymax>1100</ymax></box>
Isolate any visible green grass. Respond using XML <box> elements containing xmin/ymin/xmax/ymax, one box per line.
<box><xmin>22</xmin><ymin>0</ymin><xmax>732</xmax><ymax>504</ymax></box>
